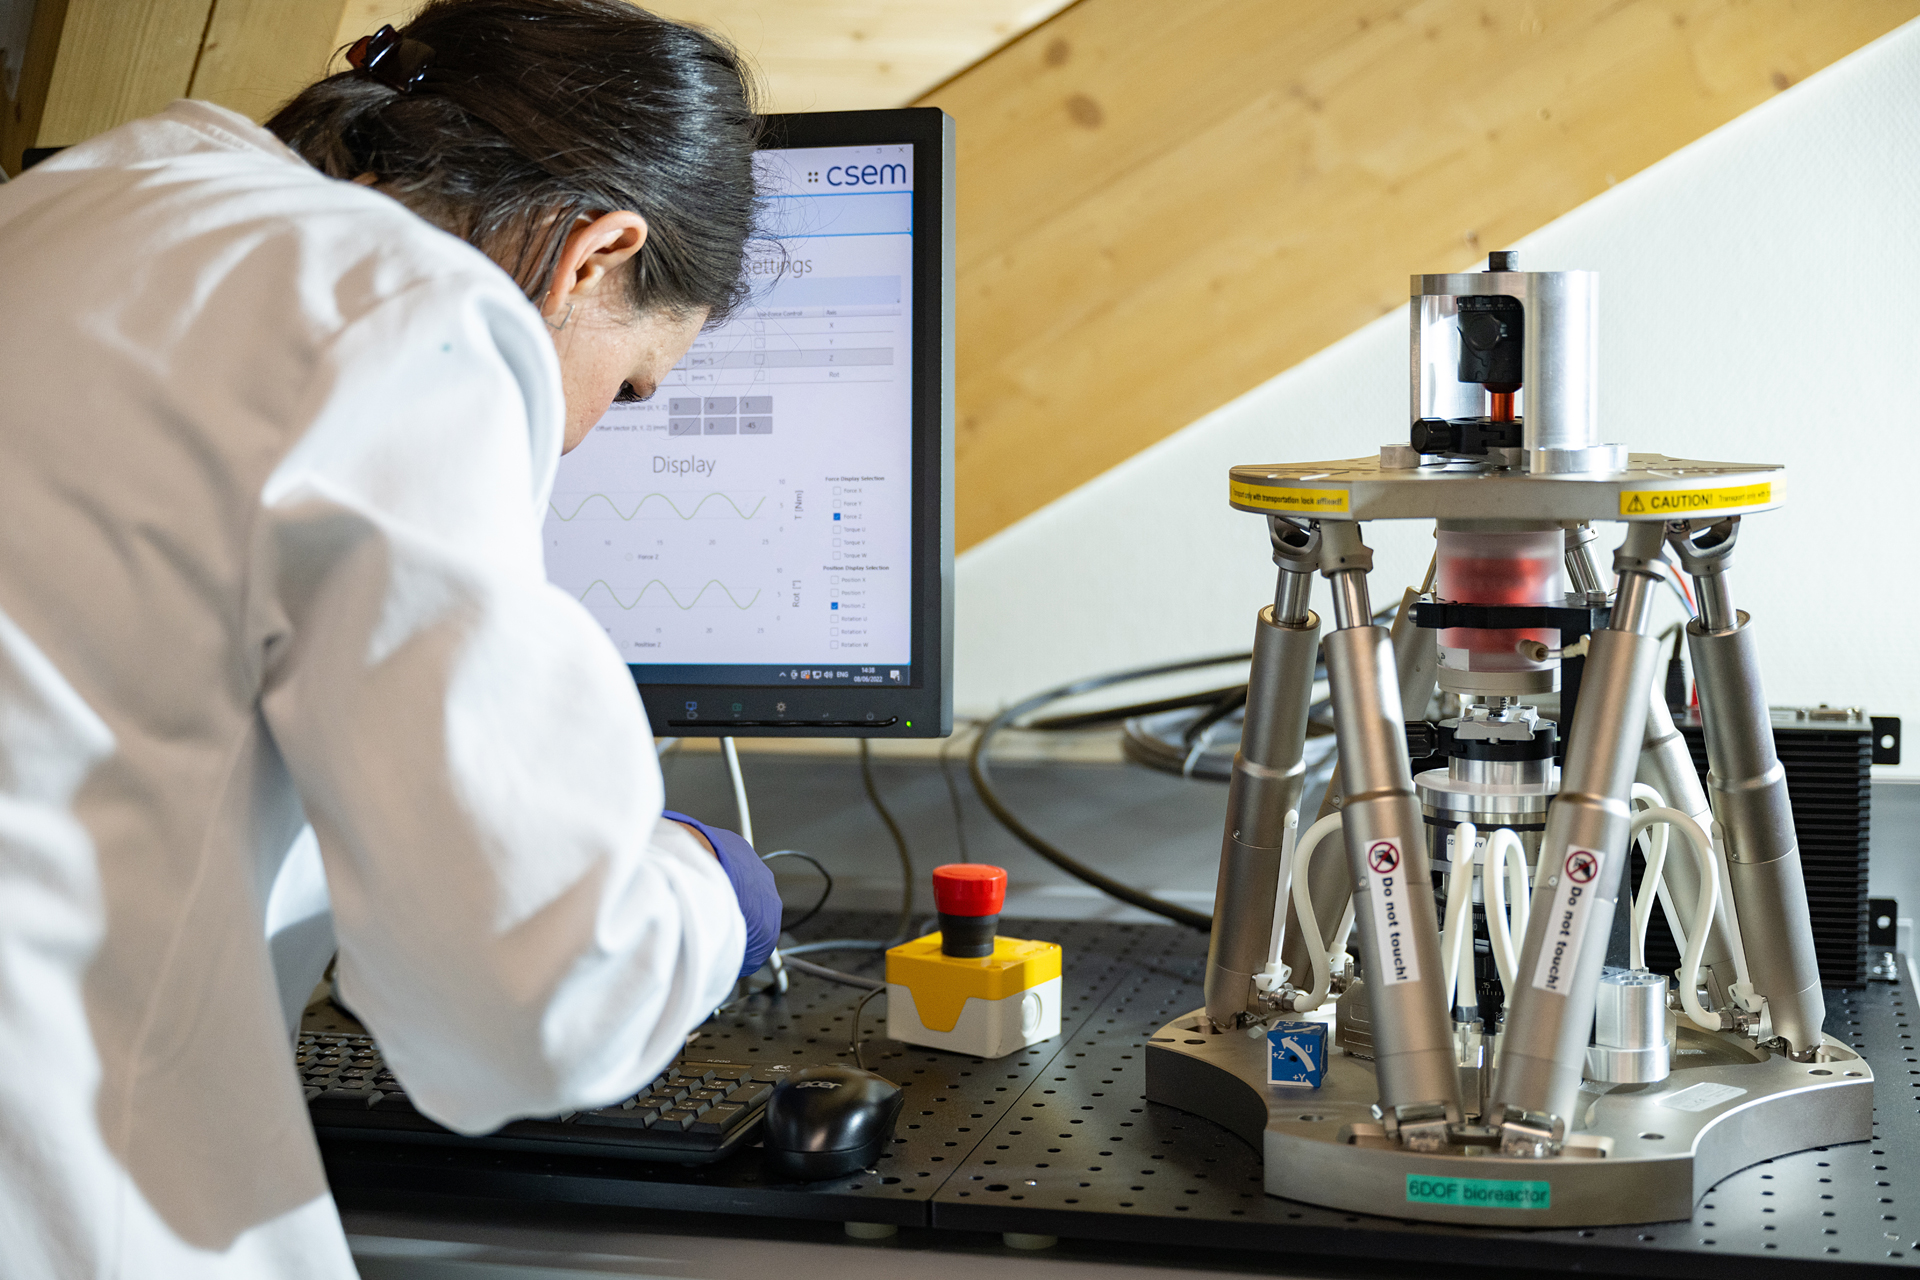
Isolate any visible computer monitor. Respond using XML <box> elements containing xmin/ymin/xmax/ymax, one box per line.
<box><xmin>541</xmin><ymin>108</ymin><xmax>954</xmax><ymax>738</ymax></box>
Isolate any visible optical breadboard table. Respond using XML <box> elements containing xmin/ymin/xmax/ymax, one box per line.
<box><xmin>319</xmin><ymin>913</ymin><xmax>1920</xmax><ymax>1276</ymax></box>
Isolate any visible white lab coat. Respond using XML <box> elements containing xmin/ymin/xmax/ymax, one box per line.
<box><xmin>0</xmin><ymin>101</ymin><xmax>746</xmax><ymax>1278</ymax></box>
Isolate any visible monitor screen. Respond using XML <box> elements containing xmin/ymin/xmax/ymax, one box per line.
<box><xmin>542</xmin><ymin>109</ymin><xmax>954</xmax><ymax>737</ymax></box>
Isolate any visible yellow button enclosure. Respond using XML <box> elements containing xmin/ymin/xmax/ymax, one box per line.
<box><xmin>884</xmin><ymin>933</ymin><xmax>1063</xmax><ymax>1033</ymax></box>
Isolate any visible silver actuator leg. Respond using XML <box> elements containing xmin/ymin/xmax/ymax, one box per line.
<box><xmin>1639</xmin><ymin>687</ymin><xmax>1747</xmax><ymax>1010</ymax></box>
<box><xmin>1492</xmin><ymin>522</ymin><xmax>1666</xmax><ymax>1155</ymax></box>
<box><xmin>1204</xmin><ymin>518</ymin><xmax>1323</xmax><ymax>1029</ymax></box>
<box><xmin>1285</xmin><ymin>586</ymin><xmax>1434</xmax><ymax>985</ymax></box>
<box><xmin>1668</xmin><ymin>518</ymin><xmax>1826</xmax><ymax>1058</ymax></box>
<box><xmin>1317</xmin><ymin>522</ymin><xmax>1461</xmax><ymax>1146</ymax></box>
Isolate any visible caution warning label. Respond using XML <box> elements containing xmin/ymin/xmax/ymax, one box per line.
<box><xmin>1618</xmin><ymin>481</ymin><xmax>1772</xmax><ymax>517</ymax></box>
<box><xmin>1229</xmin><ymin>481</ymin><xmax>1350</xmax><ymax>515</ymax></box>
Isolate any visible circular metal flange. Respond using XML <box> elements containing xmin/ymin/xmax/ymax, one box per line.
<box><xmin>1227</xmin><ymin>454</ymin><xmax>1784</xmax><ymax>523</ymax></box>
<box><xmin>1413</xmin><ymin>768</ymin><xmax>1556</xmax><ymax>826</ymax></box>
<box><xmin>1585</xmin><ymin>1035</ymin><xmax>1675</xmax><ymax>1085</ymax></box>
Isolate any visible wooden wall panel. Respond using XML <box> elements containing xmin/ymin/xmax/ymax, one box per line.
<box><xmin>3</xmin><ymin>0</ymin><xmax>1067</xmax><ymax>173</ymax></box>
<box><xmin>2</xmin><ymin>0</ymin><xmax>349</xmax><ymax>171</ymax></box>
<box><xmin>1</xmin><ymin>0</ymin><xmax>71</xmax><ymax>173</ymax></box>
<box><xmin>330</xmin><ymin>1</ymin><xmax>415</xmax><ymax>63</ymax></box>
<box><xmin>191</xmin><ymin>0</ymin><xmax>352</xmax><ymax>122</ymax></box>
<box><xmin>35</xmin><ymin>0</ymin><xmax>210</xmax><ymax>146</ymax></box>
<box><xmin>920</xmin><ymin>1</ymin><xmax>1920</xmax><ymax>551</ymax></box>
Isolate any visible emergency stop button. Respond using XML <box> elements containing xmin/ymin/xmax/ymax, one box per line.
<box><xmin>932</xmin><ymin>864</ymin><xmax>1006</xmax><ymax>957</ymax></box>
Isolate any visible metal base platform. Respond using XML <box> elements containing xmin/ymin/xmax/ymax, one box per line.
<box><xmin>319</xmin><ymin>914</ymin><xmax>1920</xmax><ymax>1275</ymax></box>
<box><xmin>1144</xmin><ymin>1012</ymin><xmax>1871</xmax><ymax>1227</ymax></box>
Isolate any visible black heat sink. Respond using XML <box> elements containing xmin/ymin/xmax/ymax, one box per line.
<box><xmin>1633</xmin><ymin>711</ymin><xmax>1872</xmax><ymax>989</ymax></box>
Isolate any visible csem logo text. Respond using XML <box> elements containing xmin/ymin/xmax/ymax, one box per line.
<box><xmin>828</xmin><ymin>162</ymin><xmax>907</xmax><ymax>188</ymax></box>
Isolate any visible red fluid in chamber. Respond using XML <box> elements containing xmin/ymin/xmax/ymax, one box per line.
<box><xmin>1444</xmin><ymin>554</ymin><xmax>1557</xmax><ymax>606</ymax></box>
<box><xmin>1436</xmin><ymin>538</ymin><xmax>1562</xmax><ymax>670</ymax></box>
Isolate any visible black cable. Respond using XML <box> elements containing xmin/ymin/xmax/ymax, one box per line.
<box><xmin>1181</xmin><ymin>686</ymin><xmax>1249</xmax><ymax>749</ymax></box>
<box><xmin>1026</xmin><ymin>682</ymin><xmax>1249</xmax><ymax>732</ymax></box>
<box><xmin>850</xmin><ymin>985</ymin><xmax>886</xmax><ymax>1071</ymax></box>
<box><xmin>859</xmin><ymin>738</ymin><xmax>915</xmax><ymax>942</ymax></box>
<box><xmin>760</xmin><ymin>850</ymin><xmax>833</xmax><ymax>932</ymax></box>
<box><xmin>1664</xmin><ymin>624</ymin><xmax>1689</xmax><ymax>713</ymax></box>
<box><xmin>968</xmin><ymin>652</ymin><xmax>1254</xmax><ymax>932</ymax></box>
<box><xmin>937</xmin><ymin>719</ymin><xmax>976</xmax><ymax>863</ymax></box>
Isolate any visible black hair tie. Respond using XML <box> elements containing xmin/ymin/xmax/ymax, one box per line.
<box><xmin>346</xmin><ymin>25</ymin><xmax>434</xmax><ymax>93</ymax></box>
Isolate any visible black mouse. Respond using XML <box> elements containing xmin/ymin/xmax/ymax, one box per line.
<box><xmin>761</xmin><ymin>1064</ymin><xmax>904</xmax><ymax>1180</ymax></box>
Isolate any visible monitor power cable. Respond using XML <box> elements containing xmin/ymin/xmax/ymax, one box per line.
<box><xmin>859</xmin><ymin>737</ymin><xmax>915</xmax><ymax>943</ymax></box>
<box><xmin>936</xmin><ymin>717</ymin><xmax>980</xmax><ymax>862</ymax></box>
<box><xmin>720</xmin><ymin>736</ymin><xmax>753</xmax><ymax>846</ymax></box>
<box><xmin>703</xmin><ymin>737</ymin><xmax>888</xmax><ymax>992</ymax></box>
<box><xmin>726</xmin><ymin>739</ymin><xmax>925</xmax><ymax>993</ymax></box>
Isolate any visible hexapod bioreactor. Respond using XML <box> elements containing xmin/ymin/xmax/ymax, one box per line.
<box><xmin>1144</xmin><ymin>253</ymin><xmax>1871</xmax><ymax>1227</ymax></box>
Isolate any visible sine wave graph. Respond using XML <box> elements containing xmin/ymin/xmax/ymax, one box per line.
<box><xmin>549</xmin><ymin>492</ymin><xmax>765</xmax><ymax>521</ymax></box>
<box><xmin>578</xmin><ymin>579</ymin><xmax>762</xmax><ymax>611</ymax></box>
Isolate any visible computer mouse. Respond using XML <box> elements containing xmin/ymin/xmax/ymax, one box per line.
<box><xmin>761</xmin><ymin>1064</ymin><xmax>904</xmax><ymax>1180</ymax></box>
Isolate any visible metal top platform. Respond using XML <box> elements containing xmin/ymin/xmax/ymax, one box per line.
<box><xmin>1227</xmin><ymin>454</ymin><xmax>1784</xmax><ymax>523</ymax></box>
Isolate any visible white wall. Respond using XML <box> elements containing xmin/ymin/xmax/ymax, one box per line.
<box><xmin>953</xmin><ymin>19</ymin><xmax>1920</xmax><ymax>780</ymax></box>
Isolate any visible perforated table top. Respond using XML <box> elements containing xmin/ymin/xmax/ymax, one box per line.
<box><xmin>319</xmin><ymin>914</ymin><xmax>1920</xmax><ymax>1276</ymax></box>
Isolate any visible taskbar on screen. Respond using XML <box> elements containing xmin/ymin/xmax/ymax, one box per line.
<box><xmin>631</xmin><ymin>663</ymin><xmax>913</xmax><ymax>688</ymax></box>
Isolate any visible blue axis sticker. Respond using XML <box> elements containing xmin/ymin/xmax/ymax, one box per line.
<box><xmin>1266</xmin><ymin>1021</ymin><xmax>1326</xmax><ymax>1088</ymax></box>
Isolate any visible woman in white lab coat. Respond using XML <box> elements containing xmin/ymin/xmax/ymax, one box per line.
<box><xmin>0</xmin><ymin>2</ymin><xmax>778</xmax><ymax>1275</ymax></box>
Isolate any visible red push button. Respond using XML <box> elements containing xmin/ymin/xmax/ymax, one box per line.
<box><xmin>932</xmin><ymin>864</ymin><xmax>1006</xmax><ymax>917</ymax></box>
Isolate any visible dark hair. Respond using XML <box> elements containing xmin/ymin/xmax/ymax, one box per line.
<box><xmin>267</xmin><ymin>0</ymin><xmax>761</xmax><ymax>323</ymax></box>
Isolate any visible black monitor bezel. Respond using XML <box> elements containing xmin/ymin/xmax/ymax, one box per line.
<box><xmin>631</xmin><ymin>107</ymin><xmax>954</xmax><ymax>739</ymax></box>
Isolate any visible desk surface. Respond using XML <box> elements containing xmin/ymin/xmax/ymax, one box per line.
<box><xmin>333</xmin><ymin>751</ymin><xmax>1920</xmax><ymax>1277</ymax></box>
<box><xmin>323</xmin><ymin>908</ymin><xmax>1919</xmax><ymax>1278</ymax></box>
<box><xmin>342</xmin><ymin>1208</ymin><xmax>1344</xmax><ymax>1280</ymax></box>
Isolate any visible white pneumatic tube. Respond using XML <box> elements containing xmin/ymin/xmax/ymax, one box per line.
<box><xmin>1628</xmin><ymin>805</ymin><xmax>1722</xmax><ymax>1033</ymax></box>
<box><xmin>1439</xmin><ymin>823</ymin><xmax>1533</xmax><ymax>1017</ymax></box>
<box><xmin>1628</xmin><ymin>784</ymin><xmax>1671</xmax><ymax>971</ymax></box>
<box><xmin>1256</xmin><ymin>809</ymin><xmax>1302</xmax><ymax>989</ymax></box>
<box><xmin>1440</xmin><ymin>823</ymin><xmax>1477</xmax><ymax>1012</ymax></box>
<box><xmin>1481</xmin><ymin>827</ymin><xmax>1529</xmax><ymax>999</ymax></box>
<box><xmin>1286</xmin><ymin>813</ymin><xmax>1349</xmax><ymax>1011</ymax></box>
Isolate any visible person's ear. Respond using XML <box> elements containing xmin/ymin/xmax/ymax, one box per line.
<box><xmin>542</xmin><ymin>211</ymin><xmax>648</xmax><ymax>326</ymax></box>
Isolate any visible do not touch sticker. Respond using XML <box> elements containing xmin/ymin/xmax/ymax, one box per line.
<box><xmin>1530</xmin><ymin>845</ymin><xmax>1606</xmax><ymax>995</ymax></box>
<box><xmin>1363</xmin><ymin>839</ymin><xmax>1421</xmax><ymax>986</ymax></box>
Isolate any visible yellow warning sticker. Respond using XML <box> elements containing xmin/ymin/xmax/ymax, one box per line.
<box><xmin>1618</xmin><ymin>481</ymin><xmax>1772</xmax><ymax>517</ymax></box>
<box><xmin>1230</xmin><ymin>481</ymin><xmax>1350</xmax><ymax>515</ymax></box>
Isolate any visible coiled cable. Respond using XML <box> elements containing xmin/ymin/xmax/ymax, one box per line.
<box><xmin>967</xmin><ymin>652</ymin><xmax>1260</xmax><ymax>931</ymax></box>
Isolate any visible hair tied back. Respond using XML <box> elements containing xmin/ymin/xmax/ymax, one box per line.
<box><xmin>345</xmin><ymin>25</ymin><xmax>435</xmax><ymax>93</ymax></box>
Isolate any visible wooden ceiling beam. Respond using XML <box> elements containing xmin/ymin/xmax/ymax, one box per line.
<box><xmin>920</xmin><ymin>1</ymin><xmax>1920</xmax><ymax>551</ymax></box>
<box><xmin>331</xmin><ymin>2</ymin><xmax>1079</xmax><ymax>116</ymax></box>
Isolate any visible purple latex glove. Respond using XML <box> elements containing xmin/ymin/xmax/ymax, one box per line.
<box><xmin>664</xmin><ymin>811</ymin><xmax>779</xmax><ymax>978</ymax></box>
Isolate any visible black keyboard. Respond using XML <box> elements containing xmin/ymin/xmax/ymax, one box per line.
<box><xmin>299</xmin><ymin>1032</ymin><xmax>784</xmax><ymax>1164</ymax></box>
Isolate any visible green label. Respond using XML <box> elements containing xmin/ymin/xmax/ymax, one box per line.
<box><xmin>1406</xmin><ymin>1174</ymin><xmax>1550</xmax><ymax>1210</ymax></box>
